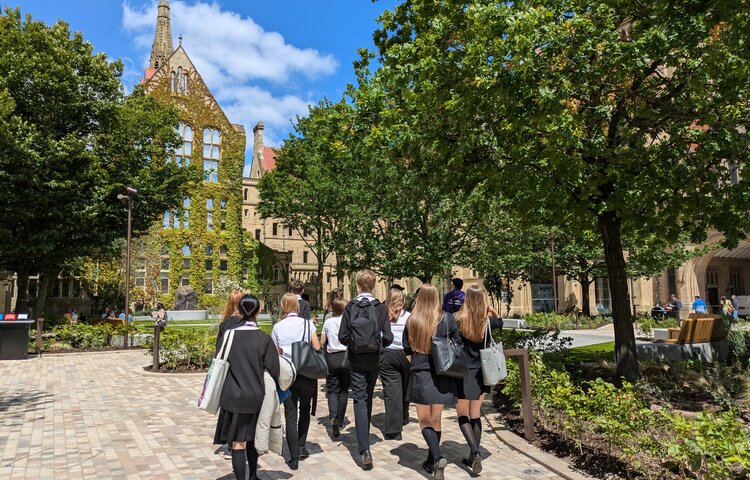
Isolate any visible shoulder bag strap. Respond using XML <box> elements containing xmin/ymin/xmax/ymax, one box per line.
<box><xmin>484</xmin><ymin>318</ymin><xmax>495</xmax><ymax>349</ymax></box>
<box><xmin>220</xmin><ymin>330</ymin><xmax>235</xmax><ymax>361</ymax></box>
<box><xmin>443</xmin><ymin>313</ymin><xmax>450</xmax><ymax>339</ymax></box>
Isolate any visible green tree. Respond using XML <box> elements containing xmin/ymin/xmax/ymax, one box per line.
<box><xmin>0</xmin><ymin>9</ymin><xmax>196</xmax><ymax>314</ymax></box>
<box><xmin>367</xmin><ymin>0</ymin><xmax>750</xmax><ymax>380</ymax></box>
<box><xmin>258</xmin><ymin>100</ymin><xmax>356</xmax><ymax>307</ymax></box>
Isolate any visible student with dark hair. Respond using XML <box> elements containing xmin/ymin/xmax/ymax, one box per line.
<box><xmin>442</xmin><ymin>277</ymin><xmax>465</xmax><ymax>313</ymax></box>
<box><xmin>214</xmin><ymin>289</ymin><xmax>244</xmax><ymax>459</ymax></box>
<box><xmin>454</xmin><ymin>285</ymin><xmax>503</xmax><ymax>475</ymax></box>
<box><xmin>271</xmin><ymin>293</ymin><xmax>321</xmax><ymax>469</ymax></box>
<box><xmin>321</xmin><ymin>297</ymin><xmax>350</xmax><ymax>439</ymax></box>
<box><xmin>403</xmin><ymin>283</ymin><xmax>460</xmax><ymax>480</ymax></box>
<box><xmin>290</xmin><ymin>279</ymin><xmax>312</xmax><ymax>320</ymax></box>
<box><xmin>339</xmin><ymin>269</ymin><xmax>393</xmax><ymax>470</ymax></box>
<box><xmin>214</xmin><ymin>294</ymin><xmax>280</xmax><ymax>480</ymax></box>
<box><xmin>380</xmin><ymin>287</ymin><xmax>411</xmax><ymax>440</ymax></box>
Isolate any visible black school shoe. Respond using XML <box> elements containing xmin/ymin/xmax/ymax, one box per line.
<box><xmin>299</xmin><ymin>446</ymin><xmax>310</xmax><ymax>460</ymax></box>
<box><xmin>361</xmin><ymin>450</ymin><xmax>373</xmax><ymax>470</ymax></box>
<box><xmin>433</xmin><ymin>457</ymin><xmax>447</xmax><ymax>480</ymax></box>
<box><xmin>422</xmin><ymin>460</ymin><xmax>435</xmax><ymax>474</ymax></box>
<box><xmin>384</xmin><ymin>432</ymin><xmax>402</xmax><ymax>440</ymax></box>
<box><xmin>331</xmin><ymin>418</ymin><xmax>341</xmax><ymax>439</ymax></box>
<box><xmin>462</xmin><ymin>451</ymin><xmax>482</xmax><ymax>475</ymax></box>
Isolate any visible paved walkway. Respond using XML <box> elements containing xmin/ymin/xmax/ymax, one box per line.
<box><xmin>0</xmin><ymin>350</ymin><xmax>562</xmax><ymax>480</ymax></box>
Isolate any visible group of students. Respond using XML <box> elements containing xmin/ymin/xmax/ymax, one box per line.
<box><xmin>211</xmin><ymin>272</ymin><xmax>502</xmax><ymax>480</ymax></box>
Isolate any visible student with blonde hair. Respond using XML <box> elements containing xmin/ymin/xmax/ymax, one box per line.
<box><xmin>379</xmin><ymin>285</ymin><xmax>411</xmax><ymax>440</ymax></box>
<box><xmin>339</xmin><ymin>269</ymin><xmax>393</xmax><ymax>470</ymax></box>
<box><xmin>271</xmin><ymin>293</ymin><xmax>321</xmax><ymax>469</ymax></box>
<box><xmin>402</xmin><ymin>283</ymin><xmax>461</xmax><ymax>479</ymax></box>
<box><xmin>454</xmin><ymin>285</ymin><xmax>503</xmax><ymax>475</ymax></box>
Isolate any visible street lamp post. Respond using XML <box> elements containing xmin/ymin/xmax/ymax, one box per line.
<box><xmin>118</xmin><ymin>187</ymin><xmax>138</xmax><ymax>349</ymax></box>
<box><xmin>549</xmin><ymin>232</ymin><xmax>558</xmax><ymax>314</ymax></box>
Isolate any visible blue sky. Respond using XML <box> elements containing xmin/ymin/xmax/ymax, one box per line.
<box><xmin>9</xmin><ymin>0</ymin><xmax>398</xmax><ymax>173</ymax></box>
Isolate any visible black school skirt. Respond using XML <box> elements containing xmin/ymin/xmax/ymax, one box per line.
<box><xmin>457</xmin><ymin>368</ymin><xmax>491</xmax><ymax>400</ymax></box>
<box><xmin>214</xmin><ymin>409</ymin><xmax>258</xmax><ymax>444</ymax></box>
<box><xmin>406</xmin><ymin>369</ymin><xmax>457</xmax><ymax>406</ymax></box>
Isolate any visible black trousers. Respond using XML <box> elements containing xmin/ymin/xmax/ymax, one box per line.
<box><xmin>325</xmin><ymin>351</ymin><xmax>350</xmax><ymax>424</ymax></box>
<box><xmin>350</xmin><ymin>366</ymin><xmax>379</xmax><ymax>453</ymax></box>
<box><xmin>284</xmin><ymin>375</ymin><xmax>317</xmax><ymax>460</ymax></box>
<box><xmin>379</xmin><ymin>349</ymin><xmax>411</xmax><ymax>435</ymax></box>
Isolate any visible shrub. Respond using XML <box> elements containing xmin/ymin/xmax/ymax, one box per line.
<box><xmin>523</xmin><ymin>312</ymin><xmax>575</xmax><ymax>330</ymax></box>
<box><xmin>147</xmin><ymin>327</ymin><xmax>217</xmax><ymax>370</ymax></box>
<box><xmin>665</xmin><ymin>411</ymin><xmax>750</xmax><ymax>479</ymax></box>
<box><xmin>727</xmin><ymin>329</ymin><xmax>748</xmax><ymax>366</ymax></box>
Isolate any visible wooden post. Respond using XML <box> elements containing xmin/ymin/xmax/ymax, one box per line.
<box><xmin>151</xmin><ymin>325</ymin><xmax>164</xmax><ymax>372</ymax></box>
<box><xmin>35</xmin><ymin>317</ymin><xmax>44</xmax><ymax>356</ymax></box>
<box><xmin>503</xmin><ymin>348</ymin><xmax>536</xmax><ymax>441</ymax></box>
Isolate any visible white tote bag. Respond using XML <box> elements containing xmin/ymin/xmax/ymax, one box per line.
<box><xmin>479</xmin><ymin>319</ymin><xmax>507</xmax><ymax>386</ymax></box>
<box><xmin>198</xmin><ymin>329</ymin><xmax>235</xmax><ymax>414</ymax></box>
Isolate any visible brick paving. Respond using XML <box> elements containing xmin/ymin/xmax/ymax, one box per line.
<box><xmin>0</xmin><ymin>351</ymin><xmax>562</xmax><ymax>479</ymax></box>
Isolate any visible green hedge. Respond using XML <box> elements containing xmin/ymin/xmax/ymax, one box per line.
<box><xmin>28</xmin><ymin>323</ymin><xmax>138</xmax><ymax>351</ymax></box>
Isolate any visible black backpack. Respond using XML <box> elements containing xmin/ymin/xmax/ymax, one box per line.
<box><xmin>348</xmin><ymin>298</ymin><xmax>381</xmax><ymax>354</ymax></box>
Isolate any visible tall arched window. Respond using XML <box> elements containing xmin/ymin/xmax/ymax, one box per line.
<box><xmin>175</xmin><ymin>123</ymin><xmax>192</xmax><ymax>166</ymax></box>
<box><xmin>170</xmin><ymin>71</ymin><xmax>176</xmax><ymax>93</ymax></box>
<box><xmin>203</xmin><ymin>128</ymin><xmax>221</xmax><ymax>182</ymax></box>
<box><xmin>177</xmin><ymin>67</ymin><xmax>183</xmax><ymax>93</ymax></box>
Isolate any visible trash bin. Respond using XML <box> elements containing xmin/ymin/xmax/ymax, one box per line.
<box><xmin>0</xmin><ymin>313</ymin><xmax>33</xmax><ymax>360</ymax></box>
<box><xmin>650</xmin><ymin>306</ymin><xmax>667</xmax><ymax>321</ymax></box>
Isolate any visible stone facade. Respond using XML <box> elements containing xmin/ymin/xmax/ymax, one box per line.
<box><xmin>139</xmin><ymin>1</ymin><xmax>250</xmax><ymax>308</ymax></box>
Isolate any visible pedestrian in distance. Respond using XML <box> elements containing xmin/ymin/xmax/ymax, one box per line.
<box><xmin>213</xmin><ymin>294</ymin><xmax>280</xmax><ymax>480</ymax></box>
<box><xmin>379</xmin><ymin>285</ymin><xmax>412</xmax><ymax>441</ymax></box>
<box><xmin>320</xmin><ymin>297</ymin><xmax>350</xmax><ymax>439</ymax></box>
<box><xmin>338</xmin><ymin>269</ymin><xmax>393</xmax><ymax>470</ymax></box>
<box><xmin>290</xmin><ymin>278</ymin><xmax>312</xmax><ymax>321</ymax></box>
<box><xmin>692</xmin><ymin>295</ymin><xmax>708</xmax><ymax>314</ymax></box>
<box><xmin>271</xmin><ymin>293</ymin><xmax>321</xmax><ymax>469</ymax></box>
<box><xmin>731</xmin><ymin>294</ymin><xmax>740</xmax><ymax>323</ymax></box>
<box><xmin>670</xmin><ymin>294</ymin><xmax>682</xmax><ymax>322</ymax></box>
<box><xmin>403</xmin><ymin>283</ymin><xmax>461</xmax><ymax>480</ymax></box>
<box><xmin>721</xmin><ymin>295</ymin><xmax>734</xmax><ymax>321</ymax></box>
<box><xmin>454</xmin><ymin>285</ymin><xmax>503</xmax><ymax>475</ymax></box>
<box><xmin>323</xmin><ymin>287</ymin><xmax>345</xmax><ymax>322</ymax></box>
<box><xmin>442</xmin><ymin>277</ymin><xmax>465</xmax><ymax>314</ymax></box>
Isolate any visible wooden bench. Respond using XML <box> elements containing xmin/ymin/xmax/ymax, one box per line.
<box><xmin>660</xmin><ymin>315</ymin><xmax>728</xmax><ymax>344</ymax></box>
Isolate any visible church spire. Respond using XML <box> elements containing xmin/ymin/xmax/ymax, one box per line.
<box><xmin>149</xmin><ymin>0</ymin><xmax>173</xmax><ymax>69</ymax></box>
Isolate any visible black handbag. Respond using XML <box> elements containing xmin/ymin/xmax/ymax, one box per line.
<box><xmin>292</xmin><ymin>320</ymin><xmax>328</xmax><ymax>379</ymax></box>
<box><xmin>431</xmin><ymin>313</ymin><xmax>468</xmax><ymax>378</ymax></box>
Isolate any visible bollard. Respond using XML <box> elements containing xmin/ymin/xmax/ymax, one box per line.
<box><xmin>35</xmin><ymin>318</ymin><xmax>44</xmax><ymax>356</ymax></box>
<box><xmin>151</xmin><ymin>325</ymin><xmax>164</xmax><ymax>372</ymax></box>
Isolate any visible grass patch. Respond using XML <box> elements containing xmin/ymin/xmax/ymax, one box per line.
<box><xmin>565</xmin><ymin>341</ymin><xmax>616</xmax><ymax>363</ymax></box>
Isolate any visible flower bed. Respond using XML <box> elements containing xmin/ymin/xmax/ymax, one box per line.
<box><xmin>495</xmin><ymin>333</ymin><xmax>750</xmax><ymax>479</ymax></box>
<box><xmin>29</xmin><ymin>323</ymin><xmax>139</xmax><ymax>352</ymax></box>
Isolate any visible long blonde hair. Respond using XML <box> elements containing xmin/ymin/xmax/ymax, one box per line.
<box><xmin>386</xmin><ymin>288</ymin><xmax>405</xmax><ymax>322</ymax></box>
<box><xmin>455</xmin><ymin>284</ymin><xmax>489</xmax><ymax>343</ymax></box>
<box><xmin>222</xmin><ymin>290</ymin><xmax>243</xmax><ymax>320</ymax></box>
<box><xmin>408</xmin><ymin>284</ymin><xmax>442</xmax><ymax>353</ymax></box>
<box><xmin>280</xmin><ymin>293</ymin><xmax>300</xmax><ymax>319</ymax></box>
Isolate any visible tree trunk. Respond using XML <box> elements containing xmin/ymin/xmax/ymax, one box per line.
<box><xmin>14</xmin><ymin>265</ymin><xmax>30</xmax><ymax>314</ymax></box>
<box><xmin>597</xmin><ymin>212</ymin><xmax>639</xmax><ymax>381</ymax></box>
<box><xmin>32</xmin><ymin>271</ymin><xmax>53</xmax><ymax>320</ymax></box>
<box><xmin>317</xmin><ymin>254</ymin><xmax>324</xmax><ymax>309</ymax></box>
<box><xmin>580</xmin><ymin>277</ymin><xmax>592</xmax><ymax>317</ymax></box>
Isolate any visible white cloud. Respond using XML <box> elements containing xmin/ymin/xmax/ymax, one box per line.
<box><xmin>121</xmin><ymin>0</ymin><xmax>338</xmax><ymax>171</ymax></box>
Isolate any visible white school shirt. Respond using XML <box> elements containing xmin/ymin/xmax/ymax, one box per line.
<box><xmin>322</xmin><ymin>315</ymin><xmax>346</xmax><ymax>353</ymax></box>
<box><xmin>386</xmin><ymin>310</ymin><xmax>410</xmax><ymax>350</ymax></box>
<box><xmin>271</xmin><ymin>313</ymin><xmax>316</xmax><ymax>360</ymax></box>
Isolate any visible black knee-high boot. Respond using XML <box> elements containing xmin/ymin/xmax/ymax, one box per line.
<box><xmin>246</xmin><ymin>441</ymin><xmax>258</xmax><ymax>480</ymax></box>
<box><xmin>458</xmin><ymin>416</ymin><xmax>480</xmax><ymax>455</ymax></box>
<box><xmin>231</xmin><ymin>448</ymin><xmax>247</xmax><ymax>480</ymax></box>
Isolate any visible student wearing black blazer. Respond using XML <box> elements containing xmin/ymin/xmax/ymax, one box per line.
<box><xmin>214</xmin><ymin>295</ymin><xmax>280</xmax><ymax>480</ymax></box>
